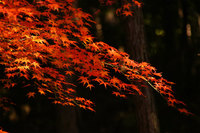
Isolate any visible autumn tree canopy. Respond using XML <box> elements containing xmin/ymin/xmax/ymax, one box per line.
<box><xmin>0</xmin><ymin>0</ymin><xmax>190</xmax><ymax>124</ymax></box>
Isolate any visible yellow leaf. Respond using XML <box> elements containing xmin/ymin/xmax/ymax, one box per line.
<box><xmin>31</xmin><ymin>62</ymin><xmax>40</xmax><ymax>68</ymax></box>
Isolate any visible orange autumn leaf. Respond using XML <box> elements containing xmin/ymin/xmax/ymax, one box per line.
<box><xmin>122</xmin><ymin>10</ymin><xmax>133</xmax><ymax>16</ymax></box>
<box><xmin>65</xmin><ymin>71</ymin><xmax>74</xmax><ymax>76</ymax></box>
<box><xmin>177</xmin><ymin>108</ymin><xmax>193</xmax><ymax>115</ymax></box>
<box><xmin>112</xmin><ymin>91</ymin><xmax>126</xmax><ymax>98</ymax></box>
<box><xmin>110</xmin><ymin>77</ymin><xmax>121</xmax><ymax>85</ymax></box>
<box><xmin>31</xmin><ymin>62</ymin><xmax>40</xmax><ymax>68</ymax></box>
<box><xmin>27</xmin><ymin>92</ymin><xmax>36</xmax><ymax>98</ymax></box>
<box><xmin>38</xmin><ymin>88</ymin><xmax>46</xmax><ymax>95</ymax></box>
<box><xmin>132</xmin><ymin>0</ymin><xmax>142</xmax><ymax>8</ymax></box>
<box><xmin>78</xmin><ymin>76</ymin><xmax>90</xmax><ymax>86</ymax></box>
<box><xmin>86</xmin><ymin>84</ymin><xmax>94</xmax><ymax>90</ymax></box>
<box><xmin>123</xmin><ymin>3</ymin><xmax>131</xmax><ymax>10</ymax></box>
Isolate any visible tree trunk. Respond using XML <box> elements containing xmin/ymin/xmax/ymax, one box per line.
<box><xmin>124</xmin><ymin>5</ymin><xmax>160</xmax><ymax>133</ymax></box>
<box><xmin>56</xmin><ymin>106</ymin><xmax>79</xmax><ymax>133</ymax></box>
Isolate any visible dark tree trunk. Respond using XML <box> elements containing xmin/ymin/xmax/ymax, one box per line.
<box><xmin>56</xmin><ymin>106</ymin><xmax>79</xmax><ymax>133</ymax></box>
<box><xmin>56</xmin><ymin>75</ymin><xmax>79</xmax><ymax>133</ymax></box>
<box><xmin>56</xmin><ymin>73</ymin><xmax>79</xmax><ymax>133</ymax></box>
<box><xmin>124</xmin><ymin>5</ymin><xmax>160</xmax><ymax>133</ymax></box>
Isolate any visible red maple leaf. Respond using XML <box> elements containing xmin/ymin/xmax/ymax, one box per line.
<box><xmin>122</xmin><ymin>11</ymin><xmax>133</xmax><ymax>16</ymax></box>
<box><xmin>78</xmin><ymin>76</ymin><xmax>90</xmax><ymax>86</ymax></box>
<box><xmin>27</xmin><ymin>92</ymin><xmax>36</xmax><ymax>98</ymax></box>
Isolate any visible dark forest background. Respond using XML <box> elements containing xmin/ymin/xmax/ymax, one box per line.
<box><xmin>1</xmin><ymin>0</ymin><xmax>200</xmax><ymax>133</ymax></box>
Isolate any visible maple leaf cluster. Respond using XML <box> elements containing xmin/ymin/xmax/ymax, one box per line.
<box><xmin>99</xmin><ymin>0</ymin><xmax>142</xmax><ymax>16</ymax></box>
<box><xmin>0</xmin><ymin>0</ymin><xmax>190</xmax><ymax>116</ymax></box>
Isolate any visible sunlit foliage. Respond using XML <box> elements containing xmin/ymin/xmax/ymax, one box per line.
<box><xmin>0</xmin><ymin>0</ymin><xmax>190</xmax><ymax>123</ymax></box>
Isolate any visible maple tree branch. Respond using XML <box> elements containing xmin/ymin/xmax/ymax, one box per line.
<box><xmin>54</xmin><ymin>84</ymin><xmax>80</xmax><ymax>107</ymax></box>
<box><xmin>104</xmin><ymin>62</ymin><xmax>161</xmax><ymax>94</ymax></box>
